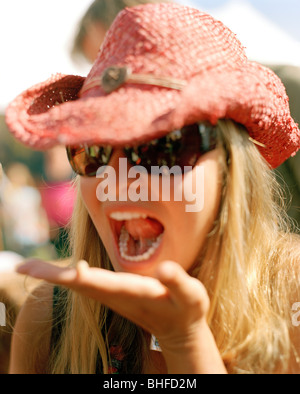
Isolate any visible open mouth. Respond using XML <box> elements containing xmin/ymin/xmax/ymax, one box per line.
<box><xmin>109</xmin><ymin>212</ymin><xmax>164</xmax><ymax>262</ymax></box>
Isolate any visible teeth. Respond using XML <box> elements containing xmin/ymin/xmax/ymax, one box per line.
<box><xmin>119</xmin><ymin>226</ymin><xmax>163</xmax><ymax>262</ymax></box>
<box><xmin>110</xmin><ymin>211</ymin><xmax>163</xmax><ymax>262</ymax></box>
<box><xmin>110</xmin><ymin>212</ymin><xmax>147</xmax><ymax>221</ymax></box>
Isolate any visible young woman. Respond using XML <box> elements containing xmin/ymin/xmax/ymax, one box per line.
<box><xmin>6</xmin><ymin>3</ymin><xmax>300</xmax><ymax>374</ymax></box>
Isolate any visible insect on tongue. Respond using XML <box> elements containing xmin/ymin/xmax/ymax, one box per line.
<box><xmin>124</xmin><ymin>218</ymin><xmax>164</xmax><ymax>240</ymax></box>
<box><xmin>118</xmin><ymin>218</ymin><xmax>164</xmax><ymax>260</ymax></box>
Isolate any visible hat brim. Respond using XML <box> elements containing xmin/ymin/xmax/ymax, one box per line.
<box><xmin>6</xmin><ymin>73</ymin><xmax>184</xmax><ymax>149</ymax></box>
<box><xmin>171</xmin><ymin>62</ymin><xmax>300</xmax><ymax>168</ymax></box>
<box><xmin>5</xmin><ymin>63</ymin><xmax>300</xmax><ymax>168</ymax></box>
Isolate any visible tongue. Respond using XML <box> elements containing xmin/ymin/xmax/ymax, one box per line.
<box><xmin>125</xmin><ymin>218</ymin><xmax>164</xmax><ymax>240</ymax></box>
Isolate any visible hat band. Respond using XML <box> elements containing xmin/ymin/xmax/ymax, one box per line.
<box><xmin>79</xmin><ymin>66</ymin><xmax>187</xmax><ymax>96</ymax></box>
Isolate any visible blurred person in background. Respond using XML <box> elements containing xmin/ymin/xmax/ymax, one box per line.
<box><xmin>40</xmin><ymin>146</ymin><xmax>75</xmax><ymax>258</ymax></box>
<box><xmin>71</xmin><ymin>0</ymin><xmax>173</xmax><ymax>64</ymax></box>
<box><xmin>0</xmin><ymin>163</ymin><xmax>46</xmax><ymax>374</ymax></box>
<box><xmin>0</xmin><ymin>162</ymin><xmax>51</xmax><ymax>258</ymax></box>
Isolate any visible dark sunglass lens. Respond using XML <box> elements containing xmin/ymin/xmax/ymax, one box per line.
<box><xmin>125</xmin><ymin>123</ymin><xmax>217</xmax><ymax>173</ymax></box>
<box><xmin>176</xmin><ymin>123</ymin><xmax>216</xmax><ymax>168</ymax></box>
<box><xmin>125</xmin><ymin>137</ymin><xmax>178</xmax><ymax>172</ymax></box>
<box><xmin>66</xmin><ymin>145</ymin><xmax>112</xmax><ymax>176</ymax></box>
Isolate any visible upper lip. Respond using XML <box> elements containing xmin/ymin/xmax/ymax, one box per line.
<box><xmin>104</xmin><ymin>204</ymin><xmax>164</xmax><ymax>225</ymax></box>
<box><xmin>109</xmin><ymin>211</ymin><xmax>148</xmax><ymax>221</ymax></box>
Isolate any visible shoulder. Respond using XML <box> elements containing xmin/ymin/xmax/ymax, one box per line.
<box><xmin>9</xmin><ymin>282</ymin><xmax>55</xmax><ymax>374</ymax></box>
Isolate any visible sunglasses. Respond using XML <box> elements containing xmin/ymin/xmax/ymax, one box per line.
<box><xmin>66</xmin><ymin>123</ymin><xmax>217</xmax><ymax>177</ymax></box>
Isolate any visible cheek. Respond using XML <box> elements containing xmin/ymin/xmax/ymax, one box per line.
<box><xmin>175</xmin><ymin>151</ymin><xmax>223</xmax><ymax>260</ymax></box>
<box><xmin>79</xmin><ymin>177</ymin><xmax>112</xmax><ymax>247</ymax></box>
<box><xmin>183</xmin><ymin>150</ymin><xmax>222</xmax><ymax>217</ymax></box>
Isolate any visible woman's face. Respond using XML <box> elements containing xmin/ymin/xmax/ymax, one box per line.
<box><xmin>80</xmin><ymin>148</ymin><xmax>223</xmax><ymax>277</ymax></box>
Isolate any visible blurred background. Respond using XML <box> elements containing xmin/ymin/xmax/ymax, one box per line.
<box><xmin>0</xmin><ymin>0</ymin><xmax>299</xmax><ymax>374</ymax></box>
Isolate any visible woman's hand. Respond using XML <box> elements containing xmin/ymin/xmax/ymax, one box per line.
<box><xmin>16</xmin><ymin>259</ymin><xmax>208</xmax><ymax>340</ymax></box>
<box><xmin>16</xmin><ymin>259</ymin><xmax>226</xmax><ymax>373</ymax></box>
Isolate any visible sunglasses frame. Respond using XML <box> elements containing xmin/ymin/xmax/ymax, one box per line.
<box><xmin>66</xmin><ymin>123</ymin><xmax>218</xmax><ymax>177</ymax></box>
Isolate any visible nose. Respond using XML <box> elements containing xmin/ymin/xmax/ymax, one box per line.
<box><xmin>108</xmin><ymin>148</ymin><xmax>135</xmax><ymax>179</ymax></box>
<box><xmin>109</xmin><ymin>148</ymin><xmax>127</xmax><ymax>169</ymax></box>
<box><xmin>103</xmin><ymin>148</ymin><xmax>149</xmax><ymax>202</ymax></box>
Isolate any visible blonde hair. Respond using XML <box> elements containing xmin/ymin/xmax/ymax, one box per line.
<box><xmin>48</xmin><ymin>120</ymin><xmax>300</xmax><ymax>374</ymax></box>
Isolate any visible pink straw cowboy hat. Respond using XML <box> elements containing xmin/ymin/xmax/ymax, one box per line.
<box><xmin>5</xmin><ymin>3</ymin><xmax>300</xmax><ymax>168</ymax></box>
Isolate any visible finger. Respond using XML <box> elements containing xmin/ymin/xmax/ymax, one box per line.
<box><xmin>16</xmin><ymin>259</ymin><xmax>167</xmax><ymax>301</ymax></box>
<box><xmin>15</xmin><ymin>259</ymin><xmax>78</xmax><ymax>284</ymax></box>
<box><xmin>156</xmin><ymin>261</ymin><xmax>208</xmax><ymax>308</ymax></box>
<box><xmin>75</xmin><ymin>265</ymin><xmax>167</xmax><ymax>299</ymax></box>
